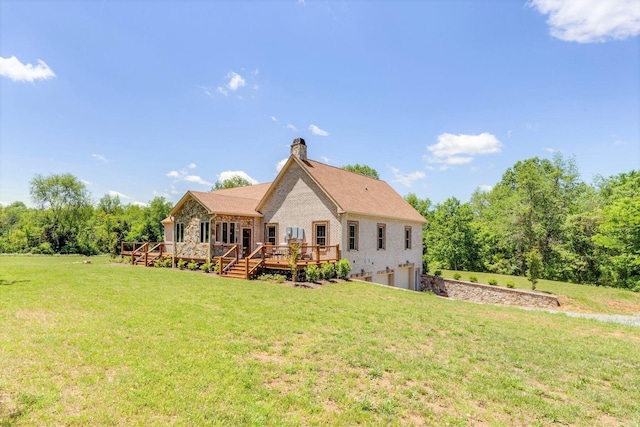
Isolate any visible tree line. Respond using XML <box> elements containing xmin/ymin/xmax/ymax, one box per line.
<box><xmin>406</xmin><ymin>155</ymin><xmax>639</xmax><ymax>291</ymax></box>
<box><xmin>0</xmin><ymin>174</ymin><xmax>172</xmax><ymax>256</ymax></box>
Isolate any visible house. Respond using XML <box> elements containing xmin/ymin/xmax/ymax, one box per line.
<box><xmin>161</xmin><ymin>138</ymin><xmax>427</xmax><ymax>290</ymax></box>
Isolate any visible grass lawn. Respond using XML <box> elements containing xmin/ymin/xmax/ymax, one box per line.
<box><xmin>1</xmin><ymin>256</ymin><xmax>639</xmax><ymax>426</ymax></box>
<box><xmin>437</xmin><ymin>270</ymin><xmax>640</xmax><ymax>315</ymax></box>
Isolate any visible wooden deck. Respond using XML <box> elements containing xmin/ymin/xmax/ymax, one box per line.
<box><xmin>120</xmin><ymin>242</ymin><xmax>340</xmax><ymax>280</ymax></box>
<box><xmin>215</xmin><ymin>244</ymin><xmax>341</xmax><ymax>279</ymax></box>
<box><xmin>121</xmin><ymin>242</ymin><xmax>168</xmax><ymax>266</ymax></box>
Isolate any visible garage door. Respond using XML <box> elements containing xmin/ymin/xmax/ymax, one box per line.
<box><xmin>396</xmin><ymin>266</ymin><xmax>411</xmax><ymax>289</ymax></box>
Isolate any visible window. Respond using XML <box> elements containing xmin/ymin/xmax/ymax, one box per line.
<box><xmin>176</xmin><ymin>223</ymin><xmax>185</xmax><ymax>243</ymax></box>
<box><xmin>377</xmin><ymin>224</ymin><xmax>386</xmax><ymax>250</ymax></box>
<box><xmin>215</xmin><ymin>221</ymin><xmax>240</xmax><ymax>244</ymax></box>
<box><xmin>405</xmin><ymin>226</ymin><xmax>412</xmax><ymax>250</ymax></box>
<box><xmin>265</xmin><ymin>224</ymin><xmax>277</xmax><ymax>245</ymax></box>
<box><xmin>348</xmin><ymin>221</ymin><xmax>359</xmax><ymax>251</ymax></box>
<box><xmin>200</xmin><ymin>221</ymin><xmax>210</xmax><ymax>243</ymax></box>
<box><xmin>313</xmin><ymin>221</ymin><xmax>329</xmax><ymax>246</ymax></box>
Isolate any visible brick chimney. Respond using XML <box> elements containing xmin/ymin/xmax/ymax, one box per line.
<box><xmin>291</xmin><ymin>138</ymin><xmax>307</xmax><ymax>161</ymax></box>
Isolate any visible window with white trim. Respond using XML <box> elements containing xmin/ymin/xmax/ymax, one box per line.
<box><xmin>265</xmin><ymin>224</ymin><xmax>278</xmax><ymax>245</ymax></box>
<box><xmin>200</xmin><ymin>221</ymin><xmax>210</xmax><ymax>243</ymax></box>
<box><xmin>176</xmin><ymin>223</ymin><xmax>185</xmax><ymax>243</ymax></box>
<box><xmin>377</xmin><ymin>223</ymin><xmax>386</xmax><ymax>250</ymax></box>
<box><xmin>215</xmin><ymin>221</ymin><xmax>240</xmax><ymax>244</ymax></box>
<box><xmin>313</xmin><ymin>221</ymin><xmax>329</xmax><ymax>246</ymax></box>
<box><xmin>405</xmin><ymin>226</ymin><xmax>412</xmax><ymax>250</ymax></box>
<box><xmin>348</xmin><ymin>221</ymin><xmax>358</xmax><ymax>251</ymax></box>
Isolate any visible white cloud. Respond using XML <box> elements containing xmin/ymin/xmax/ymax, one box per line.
<box><xmin>81</xmin><ymin>179</ymin><xmax>92</xmax><ymax>185</ymax></box>
<box><xmin>166</xmin><ymin>170</ymin><xmax>212</xmax><ymax>186</ymax></box>
<box><xmin>133</xmin><ymin>201</ymin><xmax>148</xmax><ymax>207</ymax></box>
<box><xmin>286</xmin><ymin>124</ymin><xmax>297</xmax><ymax>131</ymax></box>
<box><xmin>215</xmin><ymin>71</ymin><xmax>246</xmax><ymax>96</ymax></box>
<box><xmin>108</xmin><ymin>190</ymin><xmax>132</xmax><ymax>199</ymax></box>
<box><xmin>479</xmin><ymin>185</ymin><xmax>493</xmax><ymax>192</ymax></box>
<box><xmin>270</xmin><ymin>116</ymin><xmax>278</xmax><ymax>122</ymax></box>
<box><xmin>187</xmin><ymin>163</ymin><xmax>197</xmax><ymax>169</ymax></box>
<box><xmin>276</xmin><ymin>158</ymin><xmax>288</xmax><ymax>173</ymax></box>
<box><xmin>0</xmin><ymin>55</ymin><xmax>56</xmax><ymax>82</ymax></box>
<box><xmin>92</xmin><ymin>153</ymin><xmax>108</xmax><ymax>163</ymax></box>
<box><xmin>228</xmin><ymin>72</ymin><xmax>245</xmax><ymax>90</ymax></box>
<box><xmin>543</xmin><ymin>147</ymin><xmax>558</xmax><ymax>153</ymax></box>
<box><xmin>309</xmin><ymin>124</ymin><xmax>329</xmax><ymax>136</ymax></box>
<box><xmin>529</xmin><ymin>0</ymin><xmax>640</xmax><ymax>43</ymax></box>
<box><xmin>320</xmin><ymin>156</ymin><xmax>330</xmax><ymax>163</ymax></box>
<box><xmin>425</xmin><ymin>132</ymin><xmax>502</xmax><ymax>165</ymax></box>
<box><xmin>218</xmin><ymin>170</ymin><xmax>259</xmax><ymax>184</ymax></box>
<box><xmin>389</xmin><ymin>167</ymin><xmax>426</xmax><ymax>188</ymax></box>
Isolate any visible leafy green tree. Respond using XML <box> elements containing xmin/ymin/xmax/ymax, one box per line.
<box><xmin>342</xmin><ymin>164</ymin><xmax>379</xmax><ymax>179</ymax></box>
<box><xmin>593</xmin><ymin>171</ymin><xmax>640</xmax><ymax>290</ymax></box>
<box><xmin>471</xmin><ymin>155</ymin><xmax>584</xmax><ymax>279</ymax></box>
<box><xmin>424</xmin><ymin>197</ymin><xmax>479</xmax><ymax>271</ymax></box>
<box><xmin>97</xmin><ymin>194</ymin><xmax>123</xmax><ymax>215</ymax></box>
<box><xmin>125</xmin><ymin>197</ymin><xmax>172</xmax><ymax>243</ymax></box>
<box><xmin>404</xmin><ymin>193</ymin><xmax>431</xmax><ymax>218</ymax></box>
<box><xmin>29</xmin><ymin>173</ymin><xmax>91</xmax><ymax>253</ymax></box>
<box><xmin>525</xmin><ymin>248</ymin><xmax>543</xmax><ymax>290</ymax></box>
<box><xmin>212</xmin><ymin>176</ymin><xmax>253</xmax><ymax>190</ymax></box>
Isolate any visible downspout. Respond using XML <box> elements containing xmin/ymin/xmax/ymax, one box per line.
<box><xmin>171</xmin><ymin>216</ymin><xmax>176</xmax><ymax>268</ymax></box>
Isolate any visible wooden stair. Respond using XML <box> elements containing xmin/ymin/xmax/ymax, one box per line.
<box><xmin>221</xmin><ymin>258</ymin><xmax>264</xmax><ymax>279</ymax></box>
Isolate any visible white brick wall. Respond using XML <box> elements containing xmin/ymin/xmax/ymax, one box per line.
<box><xmin>261</xmin><ymin>162</ymin><xmax>341</xmax><ymax>245</ymax></box>
<box><xmin>341</xmin><ymin>214</ymin><xmax>423</xmax><ymax>289</ymax></box>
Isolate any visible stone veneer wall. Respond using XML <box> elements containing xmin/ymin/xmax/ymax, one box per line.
<box><xmin>420</xmin><ymin>275</ymin><xmax>559</xmax><ymax>309</ymax></box>
<box><xmin>174</xmin><ymin>199</ymin><xmax>209</xmax><ymax>261</ymax></box>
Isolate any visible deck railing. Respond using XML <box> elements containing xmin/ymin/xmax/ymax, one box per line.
<box><xmin>121</xmin><ymin>241</ymin><xmax>166</xmax><ymax>266</ymax></box>
<box><xmin>216</xmin><ymin>244</ymin><xmax>239</xmax><ymax>274</ymax></box>
<box><xmin>262</xmin><ymin>244</ymin><xmax>340</xmax><ymax>264</ymax></box>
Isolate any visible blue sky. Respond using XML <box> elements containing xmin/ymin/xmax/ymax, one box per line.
<box><xmin>1</xmin><ymin>0</ymin><xmax>639</xmax><ymax>207</ymax></box>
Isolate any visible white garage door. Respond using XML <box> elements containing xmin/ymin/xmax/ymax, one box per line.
<box><xmin>396</xmin><ymin>267</ymin><xmax>411</xmax><ymax>289</ymax></box>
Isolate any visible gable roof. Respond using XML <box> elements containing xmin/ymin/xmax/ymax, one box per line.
<box><xmin>169</xmin><ymin>183</ymin><xmax>271</xmax><ymax>218</ymax></box>
<box><xmin>300</xmin><ymin>158</ymin><xmax>427</xmax><ymax>223</ymax></box>
<box><xmin>256</xmin><ymin>155</ymin><xmax>427</xmax><ymax>223</ymax></box>
<box><xmin>169</xmin><ymin>156</ymin><xmax>426</xmax><ymax>224</ymax></box>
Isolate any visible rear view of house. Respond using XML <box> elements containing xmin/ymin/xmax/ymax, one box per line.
<box><xmin>160</xmin><ymin>138</ymin><xmax>427</xmax><ymax>289</ymax></box>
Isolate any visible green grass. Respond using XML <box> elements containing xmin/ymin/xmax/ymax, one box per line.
<box><xmin>1</xmin><ymin>256</ymin><xmax>639</xmax><ymax>426</ymax></box>
<box><xmin>437</xmin><ymin>269</ymin><xmax>640</xmax><ymax>315</ymax></box>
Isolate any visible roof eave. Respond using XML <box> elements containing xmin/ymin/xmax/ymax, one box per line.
<box><xmin>341</xmin><ymin>210</ymin><xmax>428</xmax><ymax>224</ymax></box>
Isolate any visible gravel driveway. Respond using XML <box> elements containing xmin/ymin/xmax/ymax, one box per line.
<box><xmin>522</xmin><ymin>307</ymin><xmax>640</xmax><ymax>328</ymax></box>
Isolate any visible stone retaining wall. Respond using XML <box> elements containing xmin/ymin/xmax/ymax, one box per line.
<box><xmin>420</xmin><ymin>275</ymin><xmax>559</xmax><ymax>309</ymax></box>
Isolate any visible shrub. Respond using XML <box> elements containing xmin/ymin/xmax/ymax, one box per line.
<box><xmin>187</xmin><ymin>261</ymin><xmax>199</xmax><ymax>271</ymax></box>
<box><xmin>200</xmin><ymin>262</ymin><xmax>211</xmax><ymax>273</ymax></box>
<box><xmin>321</xmin><ymin>263</ymin><xmax>335</xmax><ymax>280</ymax></box>
<box><xmin>488</xmin><ymin>278</ymin><xmax>498</xmax><ymax>286</ymax></box>
<box><xmin>37</xmin><ymin>242</ymin><xmax>54</xmax><ymax>255</ymax></box>
<box><xmin>453</xmin><ymin>273</ymin><xmax>461</xmax><ymax>280</ymax></box>
<box><xmin>154</xmin><ymin>259</ymin><xmax>163</xmax><ymax>268</ymax></box>
<box><xmin>336</xmin><ymin>259</ymin><xmax>352</xmax><ymax>280</ymax></box>
<box><xmin>422</xmin><ymin>254</ymin><xmax>429</xmax><ymax>274</ymax></box>
<box><xmin>469</xmin><ymin>275</ymin><xmax>478</xmax><ymax>283</ymax></box>
<box><xmin>434</xmin><ymin>270</ymin><xmax>442</xmax><ymax>277</ymax></box>
<box><xmin>506</xmin><ymin>280</ymin><xmax>515</xmax><ymax>288</ymax></box>
<box><xmin>164</xmin><ymin>257</ymin><xmax>173</xmax><ymax>268</ymax></box>
<box><xmin>305</xmin><ymin>264</ymin><xmax>320</xmax><ymax>282</ymax></box>
<box><xmin>177</xmin><ymin>259</ymin><xmax>187</xmax><ymax>270</ymax></box>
